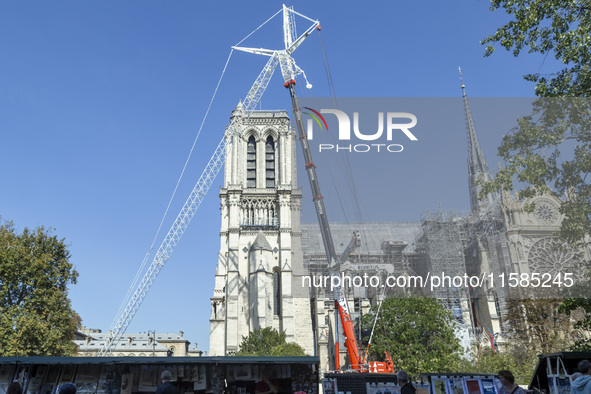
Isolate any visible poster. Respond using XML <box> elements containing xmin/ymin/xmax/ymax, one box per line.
<box><xmin>233</xmin><ymin>365</ymin><xmax>252</xmax><ymax>381</ymax></box>
<box><xmin>432</xmin><ymin>378</ymin><xmax>448</xmax><ymax>394</ymax></box>
<box><xmin>463</xmin><ymin>379</ymin><xmax>482</xmax><ymax>394</ymax></box>
<box><xmin>448</xmin><ymin>378</ymin><xmax>463</xmax><ymax>394</ymax></box>
<box><xmin>481</xmin><ymin>379</ymin><xmax>497</xmax><ymax>394</ymax></box>
<box><xmin>322</xmin><ymin>378</ymin><xmax>337</xmax><ymax>394</ymax></box>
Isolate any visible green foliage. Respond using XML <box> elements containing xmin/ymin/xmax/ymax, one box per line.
<box><xmin>269</xmin><ymin>342</ymin><xmax>306</xmax><ymax>357</ymax></box>
<box><xmin>360</xmin><ymin>297</ymin><xmax>463</xmax><ymax>378</ymax></box>
<box><xmin>480</xmin><ymin>98</ymin><xmax>591</xmax><ymax>245</ymax></box>
<box><xmin>558</xmin><ymin>298</ymin><xmax>591</xmax><ymax>350</ymax></box>
<box><xmin>483</xmin><ymin>0</ymin><xmax>591</xmax><ymax>97</ymax></box>
<box><xmin>483</xmin><ymin>1</ymin><xmax>591</xmax><ymax>351</ymax></box>
<box><xmin>504</xmin><ymin>298</ymin><xmax>583</xmax><ymax>355</ymax></box>
<box><xmin>458</xmin><ymin>347</ymin><xmax>537</xmax><ymax>386</ymax></box>
<box><xmin>234</xmin><ymin>327</ymin><xmax>306</xmax><ymax>356</ymax></box>
<box><xmin>0</xmin><ymin>219</ymin><xmax>81</xmax><ymax>356</ymax></box>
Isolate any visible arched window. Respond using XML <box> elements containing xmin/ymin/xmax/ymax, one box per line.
<box><xmin>273</xmin><ymin>267</ymin><xmax>281</xmax><ymax>316</ymax></box>
<box><xmin>265</xmin><ymin>136</ymin><xmax>275</xmax><ymax>188</ymax></box>
<box><xmin>247</xmin><ymin>136</ymin><xmax>256</xmax><ymax>188</ymax></box>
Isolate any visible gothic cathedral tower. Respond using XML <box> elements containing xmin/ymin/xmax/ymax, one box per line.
<box><xmin>209</xmin><ymin>103</ymin><xmax>314</xmax><ymax>356</ymax></box>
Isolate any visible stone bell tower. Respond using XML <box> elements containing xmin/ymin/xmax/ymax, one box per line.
<box><xmin>209</xmin><ymin>103</ymin><xmax>313</xmax><ymax>356</ymax></box>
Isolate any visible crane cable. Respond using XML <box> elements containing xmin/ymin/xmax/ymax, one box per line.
<box><xmin>111</xmin><ymin>49</ymin><xmax>235</xmax><ymax>328</ymax></box>
<box><xmin>110</xmin><ymin>9</ymin><xmax>283</xmax><ymax>329</ymax></box>
<box><xmin>318</xmin><ymin>29</ymin><xmax>337</xmax><ymax>108</ymax></box>
<box><xmin>316</xmin><ymin>28</ymin><xmax>376</xmax><ymax>254</ymax></box>
<box><xmin>362</xmin><ymin>286</ymin><xmax>387</xmax><ymax>365</ymax></box>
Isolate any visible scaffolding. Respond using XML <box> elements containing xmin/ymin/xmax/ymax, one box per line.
<box><xmin>412</xmin><ymin>207</ymin><xmax>472</xmax><ymax>328</ymax></box>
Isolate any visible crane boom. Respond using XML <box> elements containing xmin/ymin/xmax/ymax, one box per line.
<box><xmin>98</xmin><ymin>54</ymin><xmax>279</xmax><ymax>356</ymax></box>
<box><xmin>283</xmin><ymin>80</ymin><xmax>363</xmax><ymax>370</ymax></box>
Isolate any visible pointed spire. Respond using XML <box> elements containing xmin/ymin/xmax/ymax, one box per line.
<box><xmin>230</xmin><ymin>100</ymin><xmax>245</xmax><ymax>120</ymax></box>
<box><xmin>459</xmin><ymin>67</ymin><xmax>496</xmax><ymax>213</ymax></box>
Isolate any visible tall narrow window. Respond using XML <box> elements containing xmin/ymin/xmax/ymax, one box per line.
<box><xmin>273</xmin><ymin>267</ymin><xmax>281</xmax><ymax>316</ymax></box>
<box><xmin>265</xmin><ymin>136</ymin><xmax>275</xmax><ymax>188</ymax></box>
<box><xmin>246</xmin><ymin>136</ymin><xmax>256</xmax><ymax>188</ymax></box>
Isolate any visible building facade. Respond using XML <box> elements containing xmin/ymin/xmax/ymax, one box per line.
<box><xmin>208</xmin><ymin>86</ymin><xmax>591</xmax><ymax>368</ymax></box>
<box><xmin>74</xmin><ymin>327</ymin><xmax>202</xmax><ymax>357</ymax></box>
<box><xmin>209</xmin><ymin>105</ymin><xmax>314</xmax><ymax>356</ymax></box>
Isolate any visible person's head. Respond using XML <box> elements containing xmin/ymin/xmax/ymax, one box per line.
<box><xmin>59</xmin><ymin>383</ymin><xmax>77</xmax><ymax>394</ymax></box>
<box><xmin>7</xmin><ymin>382</ymin><xmax>22</xmax><ymax>394</ymax></box>
<box><xmin>161</xmin><ymin>370</ymin><xmax>172</xmax><ymax>382</ymax></box>
<box><xmin>571</xmin><ymin>372</ymin><xmax>583</xmax><ymax>382</ymax></box>
<box><xmin>397</xmin><ymin>370</ymin><xmax>409</xmax><ymax>386</ymax></box>
<box><xmin>498</xmin><ymin>370</ymin><xmax>515</xmax><ymax>385</ymax></box>
<box><xmin>578</xmin><ymin>360</ymin><xmax>591</xmax><ymax>375</ymax></box>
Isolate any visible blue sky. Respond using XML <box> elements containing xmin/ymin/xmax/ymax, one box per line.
<box><xmin>0</xmin><ymin>1</ymin><xmax>560</xmax><ymax>353</ymax></box>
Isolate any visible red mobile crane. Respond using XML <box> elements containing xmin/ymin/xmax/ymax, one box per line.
<box><xmin>265</xmin><ymin>7</ymin><xmax>394</xmax><ymax>373</ymax></box>
<box><xmin>285</xmin><ymin>75</ymin><xmax>394</xmax><ymax>372</ymax></box>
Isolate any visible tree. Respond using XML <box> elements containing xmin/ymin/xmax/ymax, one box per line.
<box><xmin>480</xmin><ymin>98</ymin><xmax>591</xmax><ymax>245</ymax></box>
<box><xmin>0</xmin><ymin>219</ymin><xmax>81</xmax><ymax>356</ymax></box>
<box><xmin>234</xmin><ymin>327</ymin><xmax>306</xmax><ymax>356</ymax></box>
<box><xmin>360</xmin><ymin>297</ymin><xmax>463</xmax><ymax>378</ymax></box>
<box><xmin>482</xmin><ymin>0</ymin><xmax>591</xmax><ymax>243</ymax></box>
<box><xmin>483</xmin><ymin>1</ymin><xmax>591</xmax><ymax>344</ymax></box>
<box><xmin>458</xmin><ymin>347</ymin><xmax>537</xmax><ymax>385</ymax></box>
<box><xmin>483</xmin><ymin>0</ymin><xmax>591</xmax><ymax>97</ymax></box>
<box><xmin>503</xmin><ymin>297</ymin><xmax>585</xmax><ymax>354</ymax></box>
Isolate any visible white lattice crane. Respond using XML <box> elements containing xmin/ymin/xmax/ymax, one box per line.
<box><xmin>98</xmin><ymin>5</ymin><xmax>320</xmax><ymax>357</ymax></box>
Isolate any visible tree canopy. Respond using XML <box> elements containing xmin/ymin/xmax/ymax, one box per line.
<box><xmin>482</xmin><ymin>0</ymin><xmax>591</xmax><ymax>242</ymax></box>
<box><xmin>360</xmin><ymin>297</ymin><xmax>463</xmax><ymax>378</ymax></box>
<box><xmin>0</xmin><ymin>220</ymin><xmax>81</xmax><ymax>356</ymax></box>
<box><xmin>483</xmin><ymin>0</ymin><xmax>591</xmax><ymax>350</ymax></box>
<box><xmin>480</xmin><ymin>98</ymin><xmax>591</xmax><ymax>244</ymax></box>
<box><xmin>483</xmin><ymin>0</ymin><xmax>591</xmax><ymax>97</ymax></box>
<box><xmin>234</xmin><ymin>327</ymin><xmax>306</xmax><ymax>357</ymax></box>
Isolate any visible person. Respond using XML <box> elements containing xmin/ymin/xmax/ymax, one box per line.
<box><xmin>156</xmin><ymin>370</ymin><xmax>179</xmax><ymax>394</ymax></box>
<box><xmin>571</xmin><ymin>372</ymin><xmax>583</xmax><ymax>394</ymax></box>
<box><xmin>59</xmin><ymin>383</ymin><xmax>77</xmax><ymax>394</ymax></box>
<box><xmin>497</xmin><ymin>370</ymin><xmax>526</xmax><ymax>394</ymax></box>
<box><xmin>397</xmin><ymin>370</ymin><xmax>416</xmax><ymax>394</ymax></box>
<box><xmin>6</xmin><ymin>382</ymin><xmax>22</xmax><ymax>394</ymax></box>
<box><xmin>572</xmin><ymin>360</ymin><xmax>591</xmax><ymax>394</ymax></box>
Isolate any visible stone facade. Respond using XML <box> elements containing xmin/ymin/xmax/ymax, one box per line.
<box><xmin>208</xmin><ymin>95</ymin><xmax>591</xmax><ymax>369</ymax></box>
<box><xmin>209</xmin><ymin>106</ymin><xmax>314</xmax><ymax>356</ymax></box>
<box><xmin>74</xmin><ymin>327</ymin><xmax>202</xmax><ymax>357</ymax></box>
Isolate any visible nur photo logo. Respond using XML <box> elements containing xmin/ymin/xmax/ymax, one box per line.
<box><xmin>303</xmin><ymin>107</ymin><xmax>418</xmax><ymax>153</ymax></box>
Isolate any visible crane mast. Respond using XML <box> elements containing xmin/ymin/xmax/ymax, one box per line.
<box><xmin>283</xmin><ymin>79</ymin><xmax>363</xmax><ymax>370</ymax></box>
<box><xmin>273</xmin><ymin>8</ymin><xmax>393</xmax><ymax>373</ymax></box>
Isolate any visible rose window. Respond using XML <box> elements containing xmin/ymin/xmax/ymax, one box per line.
<box><xmin>533</xmin><ymin>199</ymin><xmax>559</xmax><ymax>224</ymax></box>
<box><xmin>528</xmin><ymin>238</ymin><xmax>575</xmax><ymax>275</ymax></box>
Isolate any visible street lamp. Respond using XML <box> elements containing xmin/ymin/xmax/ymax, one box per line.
<box><xmin>147</xmin><ymin>330</ymin><xmax>156</xmax><ymax>357</ymax></box>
